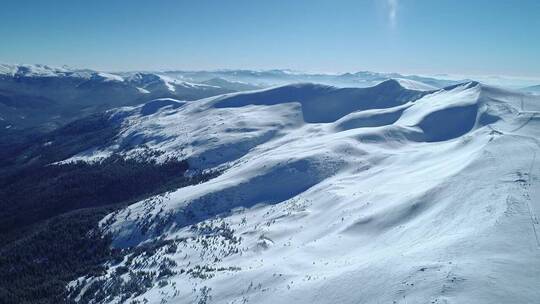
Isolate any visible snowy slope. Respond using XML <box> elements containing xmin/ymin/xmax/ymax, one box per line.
<box><xmin>67</xmin><ymin>80</ymin><xmax>540</xmax><ymax>304</ymax></box>
<box><xmin>393</xmin><ymin>78</ymin><xmax>439</xmax><ymax>91</ymax></box>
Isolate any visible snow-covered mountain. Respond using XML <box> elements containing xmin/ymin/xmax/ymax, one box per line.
<box><xmin>201</xmin><ymin>78</ymin><xmax>262</xmax><ymax>92</ymax></box>
<box><xmin>0</xmin><ymin>64</ymin><xmax>234</xmax><ymax>134</ymax></box>
<box><xmin>162</xmin><ymin>69</ymin><xmax>462</xmax><ymax>89</ymax></box>
<box><xmin>0</xmin><ymin>63</ymin><xmax>453</xmax><ymax>136</ymax></box>
<box><xmin>63</xmin><ymin>80</ymin><xmax>540</xmax><ymax>304</ymax></box>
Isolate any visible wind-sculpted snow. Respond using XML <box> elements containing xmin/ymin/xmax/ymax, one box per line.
<box><xmin>334</xmin><ymin>103</ymin><xmax>411</xmax><ymax>131</ymax></box>
<box><xmin>68</xmin><ymin>81</ymin><xmax>540</xmax><ymax>304</ymax></box>
<box><xmin>394</xmin><ymin>78</ymin><xmax>439</xmax><ymax>91</ymax></box>
<box><xmin>213</xmin><ymin>80</ymin><xmax>428</xmax><ymax>123</ymax></box>
<box><xmin>139</xmin><ymin>98</ymin><xmax>186</xmax><ymax>116</ymax></box>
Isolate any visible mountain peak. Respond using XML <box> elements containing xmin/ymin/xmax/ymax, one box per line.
<box><xmin>375</xmin><ymin>78</ymin><xmax>403</xmax><ymax>88</ymax></box>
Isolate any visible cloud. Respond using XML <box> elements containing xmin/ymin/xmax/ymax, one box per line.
<box><xmin>387</xmin><ymin>0</ymin><xmax>398</xmax><ymax>28</ymax></box>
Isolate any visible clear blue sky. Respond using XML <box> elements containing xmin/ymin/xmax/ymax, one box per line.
<box><xmin>1</xmin><ymin>0</ymin><xmax>539</xmax><ymax>76</ymax></box>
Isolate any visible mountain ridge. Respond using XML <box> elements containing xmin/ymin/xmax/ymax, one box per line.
<box><xmin>1</xmin><ymin>63</ymin><xmax>539</xmax><ymax>303</ymax></box>
<box><xmin>51</xmin><ymin>79</ymin><xmax>540</xmax><ymax>303</ymax></box>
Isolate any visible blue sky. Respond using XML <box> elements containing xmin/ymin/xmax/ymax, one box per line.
<box><xmin>1</xmin><ymin>0</ymin><xmax>539</xmax><ymax>76</ymax></box>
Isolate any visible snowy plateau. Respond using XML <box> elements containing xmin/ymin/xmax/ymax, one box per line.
<box><xmin>57</xmin><ymin>77</ymin><xmax>540</xmax><ymax>304</ymax></box>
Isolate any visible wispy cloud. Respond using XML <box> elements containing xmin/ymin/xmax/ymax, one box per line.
<box><xmin>387</xmin><ymin>0</ymin><xmax>398</xmax><ymax>28</ymax></box>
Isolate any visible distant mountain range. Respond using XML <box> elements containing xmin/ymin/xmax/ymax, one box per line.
<box><xmin>162</xmin><ymin>68</ymin><xmax>464</xmax><ymax>89</ymax></box>
<box><xmin>0</xmin><ymin>63</ymin><xmax>469</xmax><ymax>137</ymax></box>
<box><xmin>0</xmin><ymin>64</ymin><xmax>236</xmax><ymax>135</ymax></box>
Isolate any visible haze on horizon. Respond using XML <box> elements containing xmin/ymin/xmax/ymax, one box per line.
<box><xmin>1</xmin><ymin>0</ymin><xmax>539</xmax><ymax>78</ymax></box>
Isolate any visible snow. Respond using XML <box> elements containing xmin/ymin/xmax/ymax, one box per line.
<box><xmin>63</xmin><ymin>80</ymin><xmax>540</xmax><ymax>303</ymax></box>
<box><xmin>96</xmin><ymin>72</ymin><xmax>124</xmax><ymax>82</ymax></box>
<box><xmin>0</xmin><ymin>63</ymin><xmax>122</xmax><ymax>81</ymax></box>
<box><xmin>0</xmin><ymin>63</ymin><xmax>71</xmax><ymax>77</ymax></box>
<box><xmin>136</xmin><ymin>87</ymin><xmax>151</xmax><ymax>94</ymax></box>
<box><xmin>393</xmin><ymin>78</ymin><xmax>439</xmax><ymax>91</ymax></box>
<box><xmin>7</xmin><ymin>67</ymin><xmax>122</xmax><ymax>81</ymax></box>
<box><xmin>3</xmin><ymin>63</ymin><xmax>536</xmax><ymax>92</ymax></box>
<box><xmin>124</xmin><ymin>72</ymin><xmax>220</xmax><ymax>93</ymax></box>
<box><xmin>431</xmin><ymin>73</ymin><xmax>540</xmax><ymax>90</ymax></box>
<box><xmin>520</xmin><ymin>84</ymin><xmax>540</xmax><ymax>95</ymax></box>
<box><xmin>212</xmin><ymin>80</ymin><xmax>426</xmax><ymax>123</ymax></box>
<box><xmin>140</xmin><ymin>98</ymin><xmax>186</xmax><ymax>116</ymax></box>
